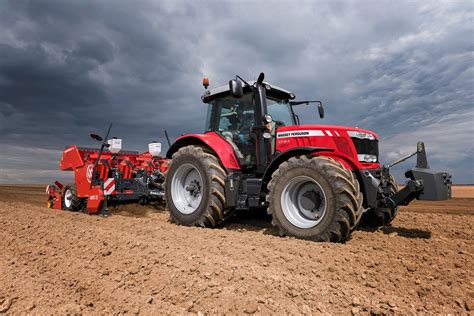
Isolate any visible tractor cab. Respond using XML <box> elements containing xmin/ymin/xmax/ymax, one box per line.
<box><xmin>202</xmin><ymin>81</ymin><xmax>297</xmax><ymax>168</ymax></box>
<box><xmin>201</xmin><ymin>76</ymin><xmax>324</xmax><ymax>173</ymax></box>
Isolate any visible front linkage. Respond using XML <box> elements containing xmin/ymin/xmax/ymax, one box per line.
<box><xmin>359</xmin><ymin>141</ymin><xmax>452</xmax><ymax>210</ymax></box>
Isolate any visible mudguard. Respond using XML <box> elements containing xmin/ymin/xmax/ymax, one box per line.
<box><xmin>262</xmin><ymin>147</ymin><xmax>333</xmax><ymax>184</ymax></box>
<box><xmin>166</xmin><ymin>132</ymin><xmax>241</xmax><ymax>170</ymax></box>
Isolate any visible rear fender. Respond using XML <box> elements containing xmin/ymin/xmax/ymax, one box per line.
<box><xmin>166</xmin><ymin>133</ymin><xmax>241</xmax><ymax>170</ymax></box>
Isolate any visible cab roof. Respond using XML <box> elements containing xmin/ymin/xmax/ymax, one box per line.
<box><xmin>201</xmin><ymin>81</ymin><xmax>296</xmax><ymax>103</ymax></box>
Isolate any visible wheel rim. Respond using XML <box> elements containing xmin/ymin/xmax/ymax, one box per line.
<box><xmin>280</xmin><ymin>176</ymin><xmax>327</xmax><ymax>229</ymax></box>
<box><xmin>171</xmin><ymin>163</ymin><xmax>204</xmax><ymax>214</ymax></box>
<box><xmin>64</xmin><ymin>189</ymin><xmax>73</xmax><ymax>208</ymax></box>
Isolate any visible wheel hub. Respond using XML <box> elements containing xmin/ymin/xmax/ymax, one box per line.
<box><xmin>171</xmin><ymin>163</ymin><xmax>204</xmax><ymax>214</ymax></box>
<box><xmin>185</xmin><ymin>180</ymin><xmax>201</xmax><ymax>198</ymax></box>
<box><xmin>64</xmin><ymin>189</ymin><xmax>73</xmax><ymax>208</ymax></box>
<box><xmin>280</xmin><ymin>176</ymin><xmax>327</xmax><ymax>228</ymax></box>
<box><xmin>300</xmin><ymin>190</ymin><xmax>322</xmax><ymax>211</ymax></box>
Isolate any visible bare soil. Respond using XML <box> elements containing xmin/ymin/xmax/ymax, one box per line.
<box><xmin>0</xmin><ymin>185</ymin><xmax>473</xmax><ymax>314</ymax></box>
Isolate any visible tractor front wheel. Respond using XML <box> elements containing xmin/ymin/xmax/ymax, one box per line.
<box><xmin>62</xmin><ymin>184</ymin><xmax>85</xmax><ymax>211</ymax></box>
<box><xmin>165</xmin><ymin>145</ymin><xmax>232</xmax><ymax>227</ymax></box>
<box><xmin>267</xmin><ymin>156</ymin><xmax>363</xmax><ymax>242</ymax></box>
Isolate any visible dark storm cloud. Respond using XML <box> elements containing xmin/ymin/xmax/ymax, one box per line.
<box><xmin>0</xmin><ymin>0</ymin><xmax>473</xmax><ymax>183</ymax></box>
<box><xmin>1</xmin><ymin>1</ymin><xmax>206</xmax><ymax>148</ymax></box>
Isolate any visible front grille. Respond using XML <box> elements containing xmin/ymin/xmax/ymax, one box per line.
<box><xmin>351</xmin><ymin>138</ymin><xmax>379</xmax><ymax>157</ymax></box>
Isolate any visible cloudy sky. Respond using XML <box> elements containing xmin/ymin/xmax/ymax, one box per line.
<box><xmin>0</xmin><ymin>0</ymin><xmax>473</xmax><ymax>184</ymax></box>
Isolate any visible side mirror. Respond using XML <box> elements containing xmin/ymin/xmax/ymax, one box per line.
<box><xmin>90</xmin><ymin>133</ymin><xmax>103</xmax><ymax>142</ymax></box>
<box><xmin>229</xmin><ymin>79</ymin><xmax>243</xmax><ymax>98</ymax></box>
<box><xmin>317</xmin><ymin>102</ymin><xmax>324</xmax><ymax>119</ymax></box>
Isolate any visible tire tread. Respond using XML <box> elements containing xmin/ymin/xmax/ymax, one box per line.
<box><xmin>266</xmin><ymin>155</ymin><xmax>363</xmax><ymax>242</ymax></box>
<box><xmin>166</xmin><ymin>145</ymin><xmax>232</xmax><ymax>227</ymax></box>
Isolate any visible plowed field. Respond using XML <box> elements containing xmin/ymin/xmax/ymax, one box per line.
<box><xmin>0</xmin><ymin>185</ymin><xmax>472</xmax><ymax>314</ymax></box>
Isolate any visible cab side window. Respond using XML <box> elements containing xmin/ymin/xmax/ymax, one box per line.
<box><xmin>218</xmin><ymin>107</ymin><xmax>233</xmax><ymax>131</ymax></box>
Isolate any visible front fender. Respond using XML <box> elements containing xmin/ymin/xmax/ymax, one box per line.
<box><xmin>166</xmin><ymin>132</ymin><xmax>241</xmax><ymax>170</ymax></box>
<box><xmin>316</xmin><ymin>152</ymin><xmax>359</xmax><ymax>171</ymax></box>
<box><xmin>262</xmin><ymin>147</ymin><xmax>333</xmax><ymax>185</ymax></box>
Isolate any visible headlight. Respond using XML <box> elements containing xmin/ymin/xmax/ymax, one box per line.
<box><xmin>357</xmin><ymin>154</ymin><xmax>377</xmax><ymax>163</ymax></box>
<box><xmin>348</xmin><ymin>130</ymin><xmax>375</xmax><ymax>140</ymax></box>
<box><xmin>264</xmin><ymin>114</ymin><xmax>273</xmax><ymax>123</ymax></box>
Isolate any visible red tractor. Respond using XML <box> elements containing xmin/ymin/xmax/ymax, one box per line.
<box><xmin>165</xmin><ymin>73</ymin><xmax>451</xmax><ymax>242</ymax></box>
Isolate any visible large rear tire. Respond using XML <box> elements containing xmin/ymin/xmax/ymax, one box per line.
<box><xmin>165</xmin><ymin>145</ymin><xmax>233</xmax><ymax>227</ymax></box>
<box><xmin>360</xmin><ymin>175</ymin><xmax>399</xmax><ymax>227</ymax></box>
<box><xmin>266</xmin><ymin>156</ymin><xmax>363</xmax><ymax>242</ymax></box>
<box><xmin>62</xmin><ymin>184</ymin><xmax>85</xmax><ymax>212</ymax></box>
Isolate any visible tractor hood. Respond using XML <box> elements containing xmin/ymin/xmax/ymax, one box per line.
<box><xmin>277</xmin><ymin>124</ymin><xmax>379</xmax><ymax>140</ymax></box>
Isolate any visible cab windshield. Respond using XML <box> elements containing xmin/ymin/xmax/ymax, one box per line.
<box><xmin>204</xmin><ymin>92</ymin><xmax>294</xmax><ymax>165</ymax></box>
<box><xmin>204</xmin><ymin>94</ymin><xmax>294</xmax><ymax>132</ymax></box>
<box><xmin>267</xmin><ymin>98</ymin><xmax>294</xmax><ymax>126</ymax></box>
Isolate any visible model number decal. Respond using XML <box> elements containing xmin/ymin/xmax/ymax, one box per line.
<box><xmin>277</xmin><ymin>130</ymin><xmax>324</xmax><ymax>138</ymax></box>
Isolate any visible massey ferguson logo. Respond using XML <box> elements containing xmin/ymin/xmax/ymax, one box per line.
<box><xmin>86</xmin><ymin>165</ymin><xmax>94</xmax><ymax>183</ymax></box>
<box><xmin>277</xmin><ymin>130</ymin><xmax>325</xmax><ymax>138</ymax></box>
<box><xmin>278</xmin><ymin>131</ymin><xmax>310</xmax><ymax>137</ymax></box>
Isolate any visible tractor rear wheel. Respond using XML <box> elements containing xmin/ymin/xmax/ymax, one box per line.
<box><xmin>266</xmin><ymin>156</ymin><xmax>363</xmax><ymax>242</ymax></box>
<box><xmin>360</xmin><ymin>175</ymin><xmax>399</xmax><ymax>227</ymax></box>
<box><xmin>62</xmin><ymin>184</ymin><xmax>85</xmax><ymax>211</ymax></box>
<box><xmin>165</xmin><ymin>145</ymin><xmax>232</xmax><ymax>227</ymax></box>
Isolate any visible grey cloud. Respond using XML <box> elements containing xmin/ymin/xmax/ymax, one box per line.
<box><xmin>0</xmin><ymin>0</ymin><xmax>472</xmax><ymax>184</ymax></box>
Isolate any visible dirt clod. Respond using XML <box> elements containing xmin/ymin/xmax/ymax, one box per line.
<box><xmin>302</xmin><ymin>304</ymin><xmax>312</xmax><ymax>315</ymax></box>
<box><xmin>465</xmin><ymin>300</ymin><xmax>474</xmax><ymax>311</ymax></box>
<box><xmin>0</xmin><ymin>298</ymin><xmax>12</xmax><ymax>313</ymax></box>
<box><xmin>244</xmin><ymin>302</ymin><xmax>259</xmax><ymax>314</ymax></box>
<box><xmin>352</xmin><ymin>297</ymin><xmax>361</xmax><ymax>306</ymax></box>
